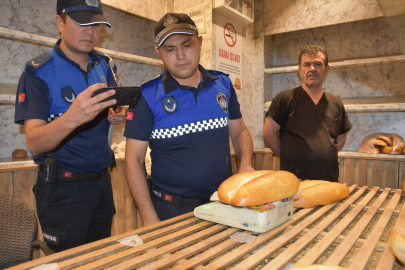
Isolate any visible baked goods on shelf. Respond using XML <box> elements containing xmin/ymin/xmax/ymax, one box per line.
<box><xmin>359</xmin><ymin>133</ymin><xmax>405</xmax><ymax>154</ymax></box>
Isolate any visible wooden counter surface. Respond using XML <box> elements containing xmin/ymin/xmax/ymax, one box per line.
<box><xmin>7</xmin><ymin>185</ymin><xmax>405</xmax><ymax>270</ymax></box>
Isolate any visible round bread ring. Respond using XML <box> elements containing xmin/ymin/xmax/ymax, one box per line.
<box><xmin>376</xmin><ymin>135</ymin><xmax>393</xmax><ymax>146</ymax></box>
<box><xmin>370</xmin><ymin>138</ymin><xmax>388</xmax><ymax>147</ymax></box>
<box><xmin>381</xmin><ymin>145</ymin><xmax>402</xmax><ymax>154</ymax></box>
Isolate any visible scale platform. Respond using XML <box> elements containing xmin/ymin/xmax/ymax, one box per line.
<box><xmin>194</xmin><ymin>200</ymin><xmax>293</xmax><ymax>233</ymax></box>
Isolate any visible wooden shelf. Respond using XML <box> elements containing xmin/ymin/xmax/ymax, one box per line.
<box><xmin>264</xmin><ymin>55</ymin><xmax>405</xmax><ymax>74</ymax></box>
<box><xmin>213</xmin><ymin>0</ymin><xmax>254</xmax><ymax>25</ymax></box>
<box><xmin>0</xmin><ymin>26</ymin><xmax>163</xmax><ymax>67</ymax></box>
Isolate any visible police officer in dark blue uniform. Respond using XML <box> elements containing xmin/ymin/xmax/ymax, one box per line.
<box><xmin>124</xmin><ymin>13</ymin><xmax>255</xmax><ymax>226</ymax></box>
<box><xmin>14</xmin><ymin>0</ymin><xmax>125</xmax><ymax>252</ymax></box>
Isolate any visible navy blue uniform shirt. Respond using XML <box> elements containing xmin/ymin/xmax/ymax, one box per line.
<box><xmin>124</xmin><ymin>65</ymin><xmax>242</xmax><ymax>198</ymax></box>
<box><xmin>15</xmin><ymin>40</ymin><xmax>118</xmax><ymax>173</ymax></box>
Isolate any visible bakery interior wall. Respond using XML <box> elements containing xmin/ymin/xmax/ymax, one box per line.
<box><xmin>257</xmin><ymin>0</ymin><xmax>405</xmax><ymax>152</ymax></box>
<box><xmin>1</xmin><ymin>0</ymin><xmax>404</xmax><ymax>158</ymax></box>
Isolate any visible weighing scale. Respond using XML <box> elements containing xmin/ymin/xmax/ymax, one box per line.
<box><xmin>194</xmin><ymin>200</ymin><xmax>293</xmax><ymax>233</ymax></box>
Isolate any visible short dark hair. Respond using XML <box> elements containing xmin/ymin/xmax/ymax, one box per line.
<box><xmin>298</xmin><ymin>45</ymin><xmax>329</xmax><ymax>66</ymax></box>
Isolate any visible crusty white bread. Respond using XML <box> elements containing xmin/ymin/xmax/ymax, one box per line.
<box><xmin>218</xmin><ymin>170</ymin><xmax>299</xmax><ymax>207</ymax></box>
<box><xmin>293</xmin><ymin>180</ymin><xmax>350</xmax><ymax>208</ymax></box>
<box><xmin>388</xmin><ymin>226</ymin><xmax>405</xmax><ymax>264</ymax></box>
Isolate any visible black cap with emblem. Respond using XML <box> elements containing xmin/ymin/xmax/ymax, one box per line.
<box><xmin>57</xmin><ymin>0</ymin><xmax>111</xmax><ymax>28</ymax></box>
<box><xmin>155</xmin><ymin>13</ymin><xmax>198</xmax><ymax>47</ymax></box>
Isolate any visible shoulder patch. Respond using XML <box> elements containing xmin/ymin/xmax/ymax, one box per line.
<box><xmin>207</xmin><ymin>69</ymin><xmax>229</xmax><ymax>77</ymax></box>
<box><xmin>26</xmin><ymin>52</ymin><xmax>53</xmax><ymax>72</ymax></box>
<box><xmin>141</xmin><ymin>74</ymin><xmax>163</xmax><ymax>87</ymax></box>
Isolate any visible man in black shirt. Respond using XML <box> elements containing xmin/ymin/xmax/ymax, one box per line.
<box><xmin>262</xmin><ymin>45</ymin><xmax>352</xmax><ymax>182</ymax></box>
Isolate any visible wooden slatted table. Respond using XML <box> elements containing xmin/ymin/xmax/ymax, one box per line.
<box><xmin>8</xmin><ymin>185</ymin><xmax>405</xmax><ymax>270</ymax></box>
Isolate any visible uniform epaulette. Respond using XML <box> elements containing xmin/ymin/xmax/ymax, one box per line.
<box><xmin>95</xmin><ymin>49</ymin><xmax>112</xmax><ymax>64</ymax></box>
<box><xmin>141</xmin><ymin>74</ymin><xmax>163</xmax><ymax>86</ymax></box>
<box><xmin>25</xmin><ymin>52</ymin><xmax>53</xmax><ymax>74</ymax></box>
<box><xmin>207</xmin><ymin>69</ymin><xmax>229</xmax><ymax>77</ymax></box>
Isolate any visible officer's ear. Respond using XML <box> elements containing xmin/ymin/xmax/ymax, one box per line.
<box><xmin>55</xmin><ymin>15</ymin><xmax>64</xmax><ymax>32</ymax></box>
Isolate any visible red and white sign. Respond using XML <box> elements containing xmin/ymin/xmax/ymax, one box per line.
<box><xmin>224</xmin><ymin>23</ymin><xmax>237</xmax><ymax>47</ymax></box>
<box><xmin>215</xmin><ymin>16</ymin><xmax>243</xmax><ymax>90</ymax></box>
<box><xmin>164</xmin><ymin>194</ymin><xmax>173</xmax><ymax>202</ymax></box>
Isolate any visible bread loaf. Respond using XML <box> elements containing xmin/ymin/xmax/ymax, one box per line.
<box><xmin>12</xmin><ymin>149</ymin><xmax>27</xmax><ymax>158</ymax></box>
<box><xmin>388</xmin><ymin>227</ymin><xmax>405</xmax><ymax>264</ymax></box>
<box><xmin>293</xmin><ymin>180</ymin><xmax>350</xmax><ymax>208</ymax></box>
<box><xmin>218</xmin><ymin>170</ymin><xmax>299</xmax><ymax>207</ymax></box>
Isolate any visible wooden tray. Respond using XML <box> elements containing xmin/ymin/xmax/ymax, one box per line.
<box><xmin>8</xmin><ymin>185</ymin><xmax>405</xmax><ymax>270</ymax></box>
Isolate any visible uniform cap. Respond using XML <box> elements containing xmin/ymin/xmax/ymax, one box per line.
<box><xmin>155</xmin><ymin>13</ymin><xmax>198</xmax><ymax>47</ymax></box>
<box><xmin>57</xmin><ymin>0</ymin><xmax>111</xmax><ymax>28</ymax></box>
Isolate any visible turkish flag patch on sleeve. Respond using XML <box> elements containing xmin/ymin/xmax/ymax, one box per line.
<box><xmin>126</xmin><ymin>112</ymin><xmax>134</xmax><ymax>120</ymax></box>
<box><xmin>18</xmin><ymin>93</ymin><xmax>26</xmax><ymax>103</ymax></box>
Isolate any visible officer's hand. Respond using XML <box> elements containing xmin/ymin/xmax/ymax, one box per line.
<box><xmin>108</xmin><ymin>106</ymin><xmax>125</xmax><ymax>125</ymax></box>
<box><xmin>65</xmin><ymin>83</ymin><xmax>116</xmax><ymax>127</ymax></box>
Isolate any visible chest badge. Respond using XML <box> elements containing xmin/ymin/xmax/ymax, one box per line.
<box><xmin>216</xmin><ymin>92</ymin><xmax>228</xmax><ymax>113</ymax></box>
<box><xmin>60</xmin><ymin>86</ymin><xmax>76</xmax><ymax>104</ymax></box>
<box><xmin>162</xmin><ymin>96</ymin><xmax>178</xmax><ymax>114</ymax></box>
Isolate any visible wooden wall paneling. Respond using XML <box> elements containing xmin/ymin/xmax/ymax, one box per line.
<box><xmin>0</xmin><ymin>171</ymin><xmax>13</xmax><ymax>195</ymax></box>
<box><xmin>16</xmin><ymin>170</ymin><xmax>36</xmax><ymax>207</ymax></box>
<box><xmin>381</xmin><ymin>161</ymin><xmax>398</xmax><ymax>189</ymax></box>
<box><xmin>231</xmin><ymin>155</ymin><xmax>239</xmax><ymax>174</ymax></box>
<box><xmin>338</xmin><ymin>157</ymin><xmax>344</xmax><ymax>183</ymax></box>
<box><xmin>368</xmin><ymin>160</ymin><xmax>382</xmax><ymax>188</ymax></box>
<box><xmin>399</xmin><ymin>161</ymin><xmax>405</xmax><ymax>189</ymax></box>
<box><xmin>254</xmin><ymin>152</ymin><xmax>263</xmax><ymax>170</ymax></box>
<box><xmin>111</xmin><ymin>163</ymin><xmax>126</xmax><ymax>235</ymax></box>
<box><xmin>353</xmin><ymin>159</ymin><xmax>368</xmax><ymax>187</ymax></box>
<box><xmin>273</xmin><ymin>155</ymin><xmax>280</xmax><ymax>171</ymax></box>
<box><xmin>342</xmin><ymin>158</ymin><xmax>355</xmax><ymax>185</ymax></box>
<box><xmin>263</xmin><ymin>151</ymin><xmax>273</xmax><ymax>170</ymax></box>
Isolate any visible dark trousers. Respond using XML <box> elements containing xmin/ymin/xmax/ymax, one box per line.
<box><xmin>151</xmin><ymin>195</ymin><xmax>195</xmax><ymax>221</ymax></box>
<box><xmin>33</xmin><ymin>172</ymin><xmax>115</xmax><ymax>252</ymax></box>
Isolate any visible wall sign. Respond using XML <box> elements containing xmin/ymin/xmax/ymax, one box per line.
<box><xmin>215</xmin><ymin>16</ymin><xmax>243</xmax><ymax>90</ymax></box>
<box><xmin>188</xmin><ymin>8</ymin><xmax>206</xmax><ymax>34</ymax></box>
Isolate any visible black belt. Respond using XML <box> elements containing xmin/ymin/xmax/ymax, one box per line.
<box><xmin>151</xmin><ymin>185</ymin><xmax>210</xmax><ymax>208</ymax></box>
<box><xmin>39</xmin><ymin>165</ymin><xmax>108</xmax><ymax>182</ymax></box>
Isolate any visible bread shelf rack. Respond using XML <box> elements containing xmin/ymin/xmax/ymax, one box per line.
<box><xmin>9</xmin><ymin>184</ymin><xmax>404</xmax><ymax>270</ymax></box>
<box><xmin>264</xmin><ymin>55</ymin><xmax>405</xmax><ymax>75</ymax></box>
